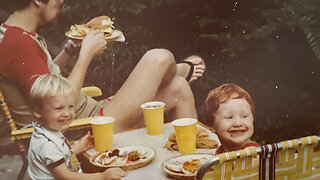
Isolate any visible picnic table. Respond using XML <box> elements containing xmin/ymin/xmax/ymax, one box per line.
<box><xmin>78</xmin><ymin>122</ymin><xmax>220</xmax><ymax>179</ymax></box>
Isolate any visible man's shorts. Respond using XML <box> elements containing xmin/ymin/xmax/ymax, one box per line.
<box><xmin>74</xmin><ymin>92</ymin><xmax>111</xmax><ymax>118</ymax></box>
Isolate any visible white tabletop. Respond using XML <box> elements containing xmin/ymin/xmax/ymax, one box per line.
<box><xmin>86</xmin><ymin>123</ymin><xmax>220</xmax><ymax>180</ymax></box>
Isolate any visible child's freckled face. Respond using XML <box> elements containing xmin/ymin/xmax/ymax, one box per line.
<box><xmin>213</xmin><ymin>98</ymin><xmax>254</xmax><ymax>151</ymax></box>
<box><xmin>37</xmin><ymin>94</ymin><xmax>75</xmax><ymax>131</ymax></box>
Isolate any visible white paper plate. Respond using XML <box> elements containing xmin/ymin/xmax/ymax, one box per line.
<box><xmin>89</xmin><ymin>146</ymin><xmax>155</xmax><ymax>171</ymax></box>
<box><xmin>162</xmin><ymin>153</ymin><xmax>215</xmax><ymax>180</ymax></box>
<box><xmin>65</xmin><ymin>29</ymin><xmax>123</xmax><ymax>42</ymax></box>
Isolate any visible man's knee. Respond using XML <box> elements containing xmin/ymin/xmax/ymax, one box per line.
<box><xmin>171</xmin><ymin>76</ymin><xmax>195</xmax><ymax>101</ymax></box>
<box><xmin>143</xmin><ymin>48</ymin><xmax>175</xmax><ymax>68</ymax></box>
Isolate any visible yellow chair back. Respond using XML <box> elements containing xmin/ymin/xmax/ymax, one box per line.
<box><xmin>196</xmin><ymin>136</ymin><xmax>320</xmax><ymax>180</ymax></box>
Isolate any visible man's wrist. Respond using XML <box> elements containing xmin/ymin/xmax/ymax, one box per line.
<box><xmin>64</xmin><ymin>39</ymin><xmax>80</xmax><ymax>56</ymax></box>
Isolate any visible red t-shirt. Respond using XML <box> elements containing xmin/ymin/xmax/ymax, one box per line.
<box><xmin>0</xmin><ymin>23</ymin><xmax>50</xmax><ymax>94</ymax></box>
<box><xmin>216</xmin><ymin>142</ymin><xmax>260</xmax><ymax>154</ymax></box>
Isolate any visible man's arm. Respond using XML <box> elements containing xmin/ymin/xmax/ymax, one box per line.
<box><xmin>53</xmin><ymin>40</ymin><xmax>81</xmax><ymax>71</ymax></box>
<box><xmin>66</xmin><ymin>31</ymin><xmax>106</xmax><ymax>99</ymax></box>
<box><xmin>53</xmin><ymin>50</ymin><xmax>72</xmax><ymax>70</ymax></box>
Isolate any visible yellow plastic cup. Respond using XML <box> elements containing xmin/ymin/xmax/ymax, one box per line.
<box><xmin>172</xmin><ymin>118</ymin><xmax>198</xmax><ymax>154</ymax></box>
<box><xmin>141</xmin><ymin>101</ymin><xmax>165</xmax><ymax>135</ymax></box>
<box><xmin>90</xmin><ymin>117</ymin><xmax>115</xmax><ymax>152</ymax></box>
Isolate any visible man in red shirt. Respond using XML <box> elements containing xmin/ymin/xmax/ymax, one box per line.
<box><xmin>0</xmin><ymin>0</ymin><xmax>203</xmax><ymax>133</ymax></box>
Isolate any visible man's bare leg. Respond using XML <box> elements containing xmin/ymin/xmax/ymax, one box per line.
<box><xmin>102</xmin><ymin>49</ymin><xmax>197</xmax><ymax>133</ymax></box>
<box><xmin>153</xmin><ymin>75</ymin><xmax>197</xmax><ymax>121</ymax></box>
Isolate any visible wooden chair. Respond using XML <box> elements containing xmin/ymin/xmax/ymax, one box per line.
<box><xmin>0</xmin><ymin>86</ymin><xmax>102</xmax><ymax>180</ymax></box>
<box><xmin>196</xmin><ymin>135</ymin><xmax>320</xmax><ymax>180</ymax></box>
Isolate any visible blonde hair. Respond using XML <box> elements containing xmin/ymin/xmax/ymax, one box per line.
<box><xmin>29</xmin><ymin>74</ymin><xmax>75</xmax><ymax>109</ymax></box>
<box><xmin>203</xmin><ymin>83</ymin><xmax>255</xmax><ymax>126</ymax></box>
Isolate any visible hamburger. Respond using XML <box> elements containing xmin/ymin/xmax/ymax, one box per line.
<box><xmin>86</xmin><ymin>15</ymin><xmax>114</xmax><ymax>38</ymax></box>
<box><xmin>182</xmin><ymin>159</ymin><xmax>201</xmax><ymax>174</ymax></box>
<box><xmin>196</xmin><ymin>137</ymin><xmax>218</xmax><ymax>149</ymax></box>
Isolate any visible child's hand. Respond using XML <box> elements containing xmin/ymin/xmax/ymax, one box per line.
<box><xmin>102</xmin><ymin>168</ymin><xmax>127</xmax><ymax>180</ymax></box>
<box><xmin>79</xmin><ymin>131</ymin><xmax>94</xmax><ymax>152</ymax></box>
<box><xmin>72</xmin><ymin>131</ymin><xmax>94</xmax><ymax>154</ymax></box>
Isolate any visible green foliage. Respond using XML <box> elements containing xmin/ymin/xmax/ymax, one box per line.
<box><xmin>194</xmin><ymin>0</ymin><xmax>320</xmax><ymax>60</ymax></box>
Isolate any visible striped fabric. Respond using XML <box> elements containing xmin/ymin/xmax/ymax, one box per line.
<box><xmin>276</xmin><ymin>139</ymin><xmax>299</xmax><ymax>180</ymax></box>
<box><xmin>294</xmin><ymin>136</ymin><xmax>320</xmax><ymax>180</ymax></box>
<box><xmin>203</xmin><ymin>147</ymin><xmax>259</xmax><ymax>180</ymax></box>
<box><xmin>259</xmin><ymin>144</ymin><xmax>278</xmax><ymax>180</ymax></box>
<box><xmin>201</xmin><ymin>136</ymin><xmax>320</xmax><ymax>180</ymax></box>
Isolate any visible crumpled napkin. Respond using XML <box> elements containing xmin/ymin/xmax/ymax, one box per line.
<box><xmin>114</xmin><ymin>33</ymin><xmax>125</xmax><ymax>42</ymax></box>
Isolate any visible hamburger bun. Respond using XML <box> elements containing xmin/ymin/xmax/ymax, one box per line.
<box><xmin>86</xmin><ymin>16</ymin><xmax>112</xmax><ymax>29</ymax></box>
<box><xmin>100</xmin><ymin>26</ymin><xmax>113</xmax><ymax>37</ymax></box>
<box><xmin>168</xmin><ymin>133</ymin><xmax>176</xmax><ymax>142</ymax></box>
<box><xmin>165</xmin><ymin>141</ymin><xmax>179</xmax><ymax>151</ymax></box>
<box><xmin>86</xmin><ymin>15</ymin><xmax>114</xmax><ymax>37</ymax></box>
<box><xmin>182</xmin><ymin>159</ymin><xmax>201</xmax><ymax>174</ymax></box>
<box><xmin>196</xmin><ymin>127</ymin><xmax>209</xmax><ymax>138</ymax></box>
<box><xmin>164</xmin><ymin>160</ymin><xmax>183</xmax><ymax>173</ymax></box>
<box><xmin>196</xmin><ymin>137</ymin><xmax>218</xmax><ymax>149</ymax></box>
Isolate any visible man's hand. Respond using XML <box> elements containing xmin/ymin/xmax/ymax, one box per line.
<box><xmin>64</xmin><ymin>39</ymin><xmax>81</xmax><ymax>56</ymax></box>
<box><xmin>80</xmin><ymin>30</ymin><xmax>107</xmax><ymax>59</ymax></box>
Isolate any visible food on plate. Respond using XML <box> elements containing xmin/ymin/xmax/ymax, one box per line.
<box><xmin>128</xmin><ymin>150</ymin><xmax>140</xmax><ymax>161</ymax></box>
<box><xmin>68</xmin><ymin>24</ymin><xmax>92</xmax><ymax>38</ymax></box>
<box><xmin>182</xmin><ymin>159</ymin><xmax>201</xmax><ymax>174</ymax></box>
<box><xmin>162</xmin><ymin>154</ymin><xmax>215</xmax><ymax>179</ymax></box>
<box><xmin>164</xmin><ymin>159</ymin><xmax>183</xmax><ymax>173</ymax></box>
<box><xmin>108</xmin><ymin>148</ymin><xmax>120</xmax><ymax>157</ymax></box>
<box><xmin>165</xmin><ymin>127</ymin><xmax>218</xmax><ymax>151</ymax></box>
<box><xmin>86</xmin><ymin>15</ymin><xmax>114</xmax><ymax>38</ymax></box>
<box><xmin>95</xmin><ymin>148</ymin><xmax>144</xmax><ymax>165</ymax></box>
<box><xmin>168</xmin><ymin>132</ymin><xmax>176</xmax><ymax>142</ymax></box>
<box><xmin>99</xmin><ymin>155</ymin><xmax>118</xmax><ymax>165</ymax></box>
<box><xmin>196</xmin><ymin>126</ymin><xmax>209</xmax><ymax>138</ymax></box>
<box><xmin>66</xmin><ymin>15</ymin><xmax>122</xmax><ymax>40</ymax></box>
<box><xmin>196</xmin><ymin>137</ymin><xmax>218</xmax><ymax>149</ymax></box>
<box><xmin>90</xmin><ymin>146</ymin><xmax>155</xmax><ymax>171</ymax></box>
<box><xmin>166</xmin><ymin>141</ymin><xmax>178</xmax><ymax>151</ymax></box>
<box><xmin>96</xmin><ymin>148</ymin><xmax>122</xmax><ymax>165</ymax></box>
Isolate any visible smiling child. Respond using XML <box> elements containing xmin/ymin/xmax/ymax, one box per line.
<box><xmin>203</xmin><ymin>83</ymin><xmax>259</xmax><ymax>154</ymax></box>
<box><xmin>27</xmin><ymin>74</ymin><xmax>127</xmax><ymax>180</ymax></box>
